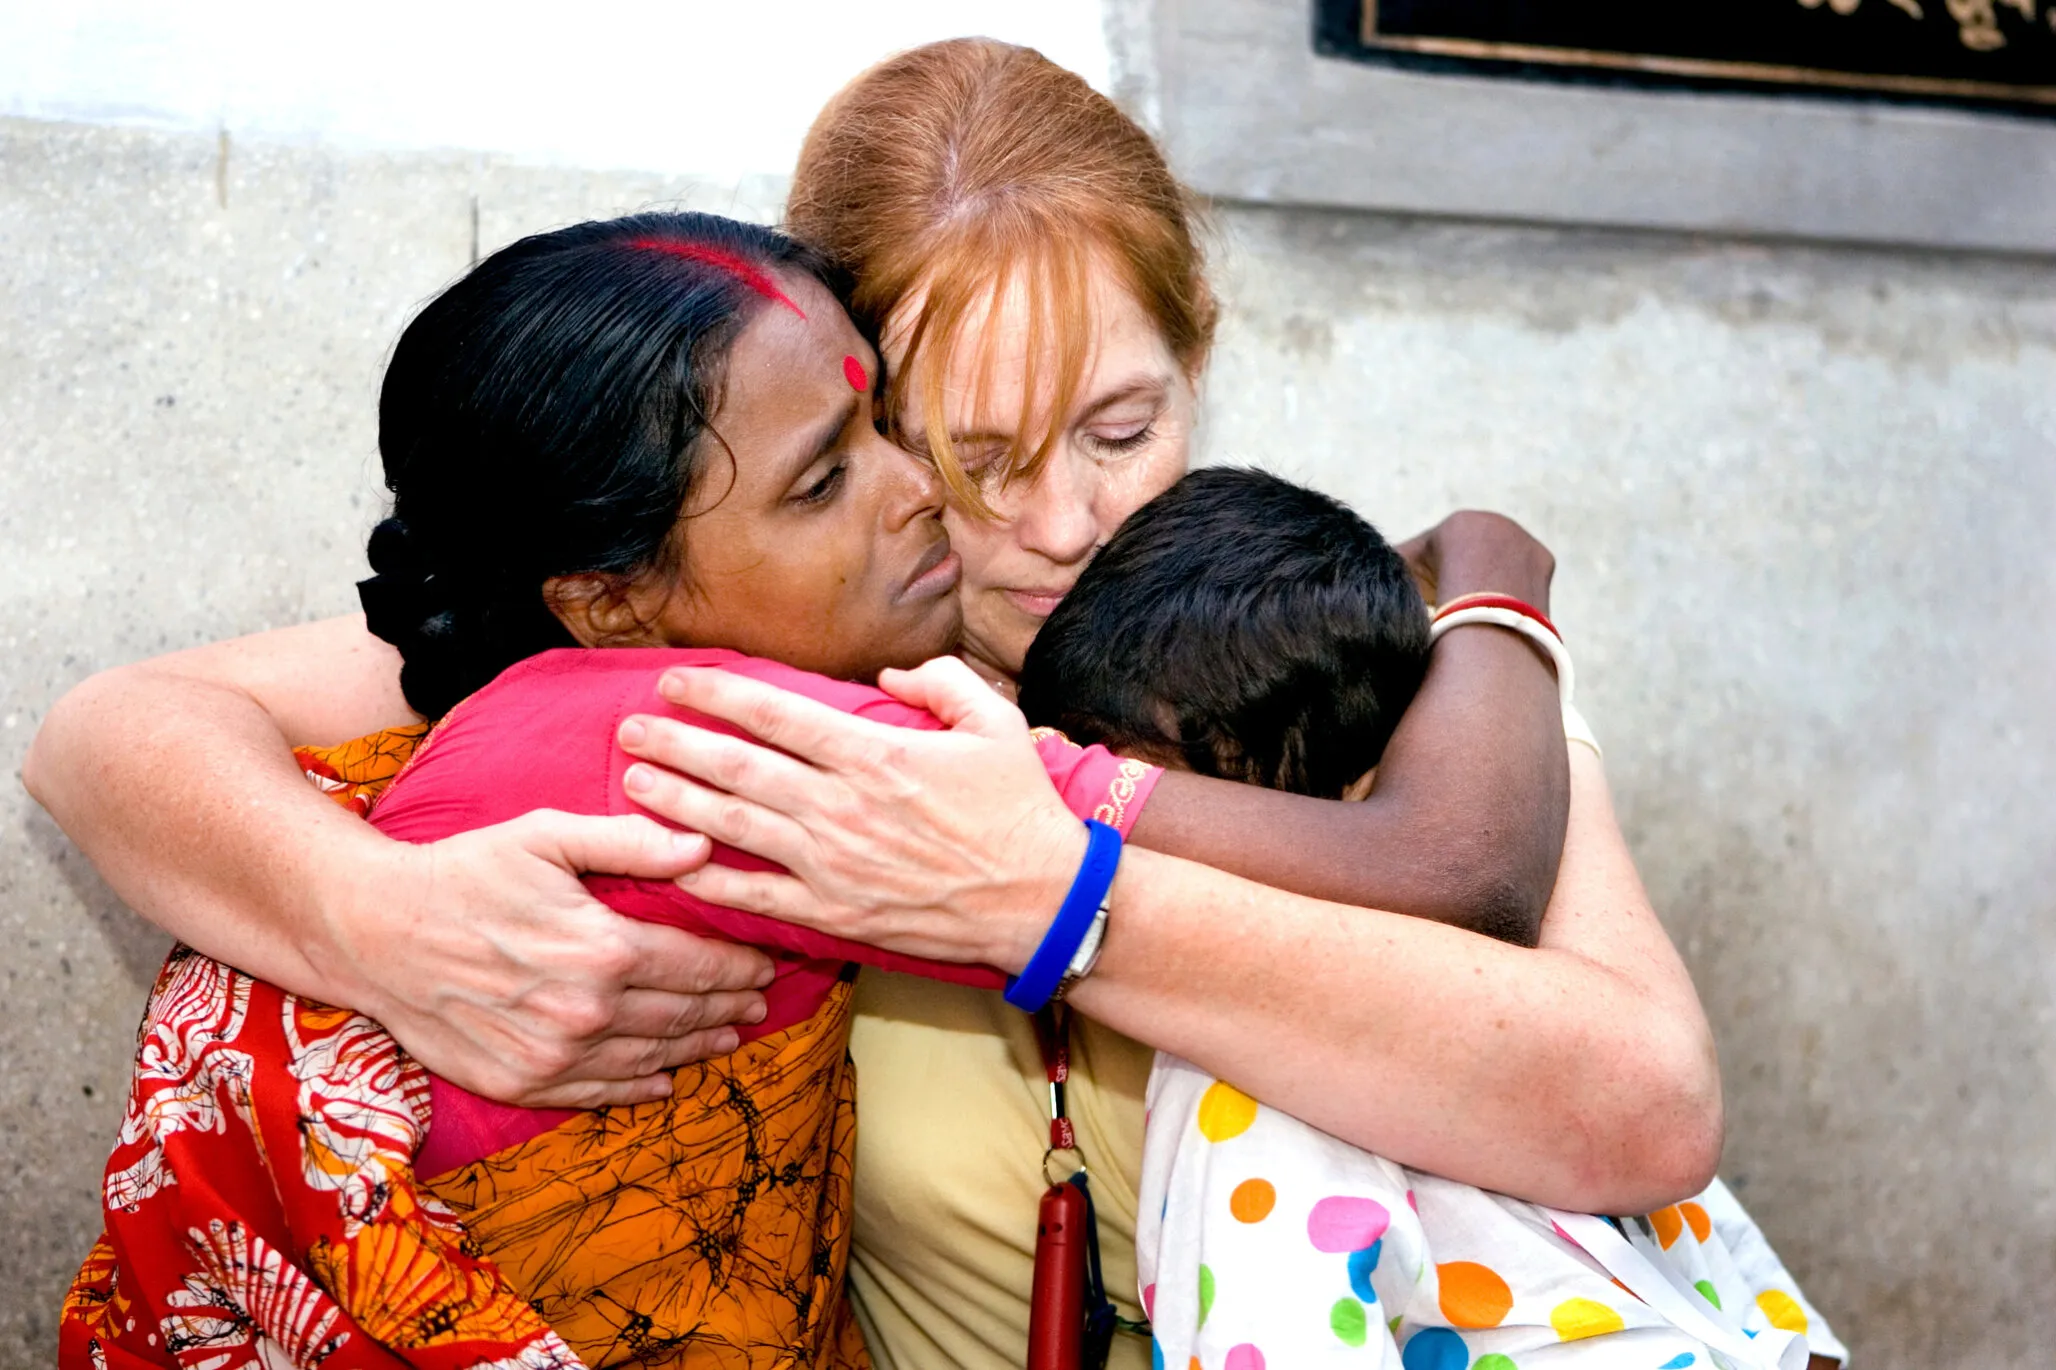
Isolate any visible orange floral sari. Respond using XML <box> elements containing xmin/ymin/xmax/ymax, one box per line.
<box><xmin>61</xmin><ymin>728</ymin><xmax>867</xmax><ymax>1370</ymax></box>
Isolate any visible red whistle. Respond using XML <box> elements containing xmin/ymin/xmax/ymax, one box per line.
<box><xmin>1026</xmin><ymin>1181</ymin><xmax>1088</xmax><ymax>1370</ymax></box>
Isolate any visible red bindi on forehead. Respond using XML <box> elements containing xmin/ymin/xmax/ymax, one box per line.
<box><xmin>843</xmin><ymin>355</ymin><xmax>870</xmax><ymax>393</ymax></box>
<box><xmin>629</xmin><ymin>239</ymin><xmax>807</xmax><ymax>320</ymax></box>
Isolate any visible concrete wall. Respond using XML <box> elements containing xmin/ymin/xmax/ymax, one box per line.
<box><xmin>1194</xmin><ymin>208</ymin><xmax>2056</xmax><ymax>1367</ymax></box>
<box><xmin>4</xmin><ymin>79</ymin><xmax>2054</xmax><ymax>1370</ymax></box>
<box><xmin>0</xmin><ymin>1</ymin><xmax>1111</xmax><ymax>175</ymax></box>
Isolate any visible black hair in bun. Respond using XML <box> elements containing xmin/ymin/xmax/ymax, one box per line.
<box><xmin>357</xmin><ymin>516</ymin><xmax>569</xmax><ymax>722</ymax></box>
<box><xmin>357</xmin><ymin>211</ymin><xmax>844</xmax><ymax>718</ymax></box>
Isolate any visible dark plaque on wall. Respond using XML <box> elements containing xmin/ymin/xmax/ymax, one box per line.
<box><xmin>1315</xmin><ymin>0</ymin><xmax>2056</xmax><ymax>114</ymax></box>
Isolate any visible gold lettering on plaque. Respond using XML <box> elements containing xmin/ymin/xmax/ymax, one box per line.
<box><xmin>1945</xmin><ymin>0</ymin><xmax>2008</xmax><ymax>48</ymax></box>
<box><xmin>1797</xmin><ymin>0</ymin><xmax>1928</xmax><ymax>20</ymax></box>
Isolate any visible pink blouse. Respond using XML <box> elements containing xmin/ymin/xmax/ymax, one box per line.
<box><xmin>366</xmin><ymin>647</ymin><xmax>1160</xmax><ymax>1175</ymax></box>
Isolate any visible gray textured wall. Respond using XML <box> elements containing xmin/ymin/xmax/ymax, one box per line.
<box><xmin>4</xmin><ymin>114</ymin><xmax>2053</xmax><ymax>1367</ymax></box>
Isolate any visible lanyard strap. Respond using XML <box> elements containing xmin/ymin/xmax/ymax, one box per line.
<box><xmin>1032</xmin><ymin>1005</ymin><xmax>1078</xmax><ymax>1152</ymax></box>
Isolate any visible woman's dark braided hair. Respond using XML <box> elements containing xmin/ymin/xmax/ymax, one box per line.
<box><xmin>358</xmin><ymin>212</ymin><xmax>844</xmax><ymax>719</ymax></box>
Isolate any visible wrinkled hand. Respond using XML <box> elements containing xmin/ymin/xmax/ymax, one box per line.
<box><xmin>327</xmin><ymin>810</ymin><xmax>774</xmax><ymax>1109</ymax></box>
<box><xmin>1394</xmin><ymin>509</ymin><xmax>1555</xmax><ymax>612</ymax></box>
<box><xmin>614</xmin><ymin>655</ymin><xmax>1087</xmax><ymax>975</ymax></box>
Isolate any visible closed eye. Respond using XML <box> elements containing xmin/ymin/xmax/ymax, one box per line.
<box><xmin>1087</xmin><ymin>422</ymin><xmax>1158</xmax><ymax>457</ymax></box>
<box><xmin>794</xmin><ymin>462</ymin><xmax>847</xmax><ymax>506</ymax></box>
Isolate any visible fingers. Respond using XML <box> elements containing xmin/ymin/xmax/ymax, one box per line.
<box><xmin>520</xmin><ymin>1023</ymin><xmax>775</xmax><ymax>1110</ymax></box>
<box><xmin>609</xmin><ymin>986</ymin><xmax>768</xmax><ymax>1041</ymax></box>
<box><xmin>620</xmin><ymin>760</ymin><xmax>813</xmax><ymax>868</ymax></box>
<box><xmin>616</xmin><ymin>919</ymin><xmax>776</xmax><ymax>994</ymax></box>
<box><xmin>580</xmin><ymin>1023</ymin><xmax>741</xmax><ymax>1077</ymax></box>
<box><xmin>874</xmin><ymin>656</ymin><xmax>1022</xmax><ymax>735</ymax></box>
<box><xmin>655</xmin><ymin>666</ymin><xmax>898</xmax><ymax>767</ymax></box>
<box><xmin>674</xmin><ymin>864</ymin><xmax>826</xmax><ymax>929</ymax></box>
<box><xmin>524</xmin><ymin>1074</ymin><xmax>676</xmax><ymax>1110</ymax></box>
<box><xmin>617</xmin><ymin>712</ymin><xmax>831</xmax><ymax>817</ymax></box>
<box><xmin>515</xmin><ymin>809</ymin><xmax>711</xmax><ymax>878</ymax></box>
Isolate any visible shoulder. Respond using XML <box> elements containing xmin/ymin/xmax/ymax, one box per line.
<box><xmin>371</xmin><ymin>648</ymin><xmax>642</xmax><ymax>837</ymax></box>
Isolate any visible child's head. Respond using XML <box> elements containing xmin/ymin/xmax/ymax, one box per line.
<box><xmin>1017</xmin><ymin>468</ymin><xmax>1428</xmax><ymax>799</ymax></box>
<box><xmin>361</xmin><ymin>212</ymin><xmax>962</xmax><ymax>718</ymax></box>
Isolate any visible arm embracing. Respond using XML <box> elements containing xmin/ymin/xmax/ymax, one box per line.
<box><xmin>1129</xmin><ymin>511</ymin><xmax>1569</xmax><ymax>945</ymax></box>
<box><xmin>620</xmin><ymin>661</ymin><xmax>1721</xmax><ymax>1213</ymax></box>
<box><xmin>1075</xmin><ymin>743</ymin><xmax>1722</xmax><ymax>1213</ymax></box>
<box><xmin>24</xmin><ymin>615</ymin><xmax>423</xmax><ymax>988</ymax></box>
<box><xmin>23</xmin><ymin>614</ymin><xmax>774</xmax><ymax>1107</ymax></box>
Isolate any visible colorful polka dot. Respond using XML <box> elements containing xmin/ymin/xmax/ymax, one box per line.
<box><xmin>1659</xmin><ymin>1356</ymin><xmax>1698</xmax><ymax>1369</ymax></box>
<box><xmin>1347</xmin><ymin>1241</ymin><xmax>1382</xmax><ymax>1302</ymax></box>
<box><xmin>1756</xmin><ymin>1289</ymin><xmax>1809</xmax><ymax>1334</ymax></box>
<box><xmin>1151</xmin><ymin>1342</ymin><xmax>1164</xmax><ymax>1370</ymax></box>
<box><xmin>1680</xmin><ymin>1201</ymin><xmax>1711</xmax><ymax>1244</ymax></box>
<box><xmin>1549</xmin><ymin>1297</ymin><xmax>1624</xmax><ymax>1341</ymax></box>
<box><xmin>1142</xmin><ymin>1283</ymin><xmax>1156</xmax><ymax>1320</ymax></box>
<box><xmin>1308</xmin><ymin>1196</ymin><xmax>1391</xmax><ymax>1253</ymax></box>
<box><xmin>1198</xmin><ymin>1265</ymin><xmax>1216</xmax><ymax>1327</ymax></box>
<box><xmin>842</xmin><ymin>354</ymin><xmax>869</xmax><ymax>392</ymax></box>
<box><xmin>1400</xmin><ymin>1326</ymin><xmax>1468</xmax><ymax>1370</ymax></box>
<box><xmin>1694</xmin><ymin>1280</ymin><xmax>1722</xmax><ymax>1310</ymax></box>
<box><xmin>1331</xmin><ymin>1297</ymin><xmax>1368</xmax><ymax>1347</ymax></box>
<box><xmin>1224</xmin><ymin>1345</ymin><xmax>1265</xmax><ymax>1370</ymax></box>
<box><xmin>1230</xmin><ymin>1178</ymin><xmax>1276</xmax><ymax>1223</ymax></box>
<box><xmin>1197</xmin><ymin>1082</ymin><xmax>1259</xmax><ymax>1142</ymax></box>
<box><xmin>1648</xmin><ymin>1205</ymin><xmax>1684</xmax><ymax>1249</ymax></box>
<box><xmin>1436</xmin><ymin>1261</ymin><xmax>1513</xmax><ymax>1329</ymax></box>
<box><xmin>1474</xmin><ymin>1357</ymin><xmax>1520</xmax><ymax>1370</ymax></box>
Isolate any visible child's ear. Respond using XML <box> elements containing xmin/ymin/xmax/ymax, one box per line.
<box><xmin>1341</xmin><ymin>766</ymin><xmax>1378</xmax><ymax>803</ymax></box>
<box><xmin>543</xmin><ymin>572</ymin><xmax>665</xmax><ymax>648</ymax></box>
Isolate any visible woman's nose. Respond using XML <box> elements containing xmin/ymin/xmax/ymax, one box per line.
<box><xmin>1008</xmin><ymin>446</ymin><xmax>1101</xmax><ymax>566</ymax></box>
<box><xmin>879</xmin><ymin>434</ymin><xmax>947</xmax><ymax>531</ymax></box>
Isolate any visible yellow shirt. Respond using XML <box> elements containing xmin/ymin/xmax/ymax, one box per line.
<box><xmin>846</xmin><ymin>970</ymin><xmax>1156</xmax><ymax>1370</ymax></box>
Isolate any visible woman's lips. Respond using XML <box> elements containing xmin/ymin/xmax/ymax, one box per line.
<box><xmin>901</xmin><ymin>542</ymin><xmax>963</xmax><ymax>601</ymax></box>
<box><xmin>999</xmin><ymin>587</ymin><xmax>1069</xmax><ymax>619</ymax></box>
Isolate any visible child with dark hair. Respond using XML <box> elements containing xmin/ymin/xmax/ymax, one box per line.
<box><xmin>1019</xmin><ymin>466</ymin><xmax>1429</xmax><ymax>804</ymax></box>
<box><xmin>1021</xmin><ymin>467</ymin><xmax>1842</xmax><ymax>1370</ymax></box>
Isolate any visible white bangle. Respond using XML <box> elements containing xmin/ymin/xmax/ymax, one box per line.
<box><xmin>1561</xmin><ymin>700</ymin><xmax>1604</xmax><ymax>760</ymax></box>
<box><xmin>1429</xmin><ymin>605</ymin><xmax>1577</xmax><ymax>709</ymax></box>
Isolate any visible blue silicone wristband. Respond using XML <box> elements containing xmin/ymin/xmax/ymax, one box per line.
<box><xmin>1004</xmin><ymin>819</ymin><xmax>1123</xmax><ymax>1012</ymax></box>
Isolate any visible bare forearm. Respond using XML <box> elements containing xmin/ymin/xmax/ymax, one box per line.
<box><xmin>1068</xmin><ymin>749</ymin><xmax>1720</xmax><ymax>1213</ymax></box>
<box><xmin>25</xmin><ymin>615</ymin><xmax>420</xmax><ymax>996</ymax></box>
<box><xmin>1128</xmin><ymin>626</ymin><xmax>1567</xmax><ymax>943</ymax></box>
<box><xmin>24</xmin><ymin>663</ymin><xmax>397</xmax><ymax>999</ymax></box>
<box><xmin>26</xmin><ymin>617</ymin><xmax>775</xmax><ymax>1106</ymax></box>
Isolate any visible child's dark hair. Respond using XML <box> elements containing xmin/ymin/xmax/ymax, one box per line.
<box><xmin>1018</xmin><ymin>467</ymin><xmax>1429</xmax><ymax>799</ymax></box>
<box><xmin>358</xmin><ymin>211</ymin><xmax>844</xmax><ymax>718</ymax></box>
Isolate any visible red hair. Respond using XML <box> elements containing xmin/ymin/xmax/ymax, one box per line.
<box><xmin>786</xmin><ymin>39</ymin><xmax>1215</xmax><ymax>516</ymax></box>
